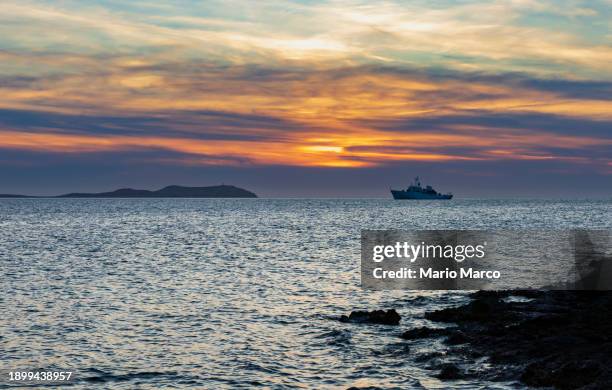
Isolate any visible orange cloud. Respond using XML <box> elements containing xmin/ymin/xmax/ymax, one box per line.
<box><xmin>1</xmin><ymin>124</ymin><xmax>608</xmax><ymax>169</ymax></box>
<box><xmin>0</xmin><ymin>3</ymin><xmax>610</xmax><ymax>173</ymax></box>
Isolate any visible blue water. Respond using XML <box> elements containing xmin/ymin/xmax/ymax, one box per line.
<box><xmin>1</xmin><ymin>199</ymin><xmax>610</xmax><ymax>389</ymax></box>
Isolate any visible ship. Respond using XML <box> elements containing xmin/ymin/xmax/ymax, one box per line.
<box><xmin>391</xmin><ymin>177</ymin><xmax>453</xmax><ymax>200</ymax></box>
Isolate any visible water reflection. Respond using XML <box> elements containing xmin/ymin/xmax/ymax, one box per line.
<box><xmin>1</xmin><ymin>198</ymin><xmax>610</xmax><ymax>388</ymax></box>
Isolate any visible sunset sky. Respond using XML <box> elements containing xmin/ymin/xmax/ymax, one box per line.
<box><xmin>1</xmin><ymin>0</ymin><xmax>610</xmax><ymax>197</ymax></box>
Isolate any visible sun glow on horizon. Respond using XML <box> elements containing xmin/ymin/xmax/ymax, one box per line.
<box><xmin>0</xmin><ymin>0</ymin><xmax>609</xmax><ymax>176</ymax></box>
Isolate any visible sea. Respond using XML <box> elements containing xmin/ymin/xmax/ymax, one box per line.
<box><xmin>1</xmin><ymin>198</ymin><xmax>611</xmax><ymax>389</ymax></box>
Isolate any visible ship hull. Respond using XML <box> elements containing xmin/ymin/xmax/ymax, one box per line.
<box><xmin>391</xmin><ymin>190</ymin><xmax>453</xmax><ymax>200</ymax></box>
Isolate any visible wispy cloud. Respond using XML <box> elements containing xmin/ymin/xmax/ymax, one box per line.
<box><xmin>0</xmin><ymin>0</ymin><xmax>610</xmax><ymax>178</ymax></box>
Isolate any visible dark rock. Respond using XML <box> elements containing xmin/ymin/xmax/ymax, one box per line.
<box><xmin>510</xmin><ymin>314</ymin><xmax>571</xmax><ymax>332</ymax></box>
<box><xmin>511</xmin><ymin>289</ymin><xmax>545</xmax><ymax>299</ymax></box>
<box><xmin>340</xmin><ymin>309</ymin><xmax>401</xmax><ymax>325</ymax></box>
<box><xmin>419</xmin><ymin>291</ymin><xmax>612</xmax><ymax>389</ymax></box>
<box><xmin>470</xmin><ymin>290</ymin><xmax>511</xmax><ymax>299</ymax></box>
<box><xmin>521</xmin><ymin>360</ymin><xmax>602</xmax><ymax>390</ymax></box>
<box><xmin>445</xmin><ymin>331</ymin><xmax>468</xmax><ymax>345</ymax></box>
<box><xmin>425</xmin><ymin>296</ymin><xmax>504</xmax><ymax>323</ymax></box>
<box><xmin>436</xmin><ymin>363</ymin><xmax>463</xmax><ymax>380</ymax></box>
<box><xmin>400</xmin><ymin>326</ymin><xmax>452</xmax><ymax>340</ymax></box>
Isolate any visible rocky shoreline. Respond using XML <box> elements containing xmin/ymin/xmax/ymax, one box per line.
<box><xmin>343</xmin><ymin>291</ymin><xmax>612</xmax><ymax>389</ymax></box>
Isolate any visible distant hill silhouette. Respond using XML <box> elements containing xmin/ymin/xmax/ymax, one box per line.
<box><xmin>0</xmin><ymin>185</ymin><xmax>257</xmax><ymax>198</ymax></box>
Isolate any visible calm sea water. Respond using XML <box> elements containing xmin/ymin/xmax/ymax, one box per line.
<box><xmin>1</xmin><ymin>199</ymin><xmax>611</xmax><ymax>389</ymax></box>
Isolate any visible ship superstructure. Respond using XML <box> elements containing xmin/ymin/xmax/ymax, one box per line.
<box><xmin>391</xmin><ymin>177</ymin><xmax>453</xmax><ymax>200</ymax></box>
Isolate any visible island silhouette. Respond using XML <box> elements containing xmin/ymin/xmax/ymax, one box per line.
<box><xmin>0</xmin><ymin>185</ymin><xmax>257</xmax><ymax>198</ymax></box>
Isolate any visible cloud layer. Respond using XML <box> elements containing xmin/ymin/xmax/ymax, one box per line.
<box><xmin>0</xmin><ymin>0</ymin><xmax>610</xmax><ymax>194</ymax></box>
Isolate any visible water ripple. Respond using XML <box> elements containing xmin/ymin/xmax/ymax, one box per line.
<box><xmin>1</xmin><ymin>198</ymin><xmax>610</xmax><ymax>388</ymax></box>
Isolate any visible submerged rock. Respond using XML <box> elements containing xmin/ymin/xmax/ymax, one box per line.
<box><xmin>339</xmin><ymin>309</ymin><xmax>401</xmax><ymax>325</ymax></box>
<box><xmin>436</xmin><ymin>363</ymin><xmax>463</xmax><ymax>380</ymax></box>
<box><xmin>424</xmin><ymin>296</ymin><xmax>512</xmax><ymax>323</ymax></box>
<box><xmin>444</xmin><ymin>331</ymin><xmax>468</xmax><ymax>345</ymax></box>
<box><xmin>400</xmin><ymin>326</ymin><xmax>452</xmax><ymax>340</ymax></box>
